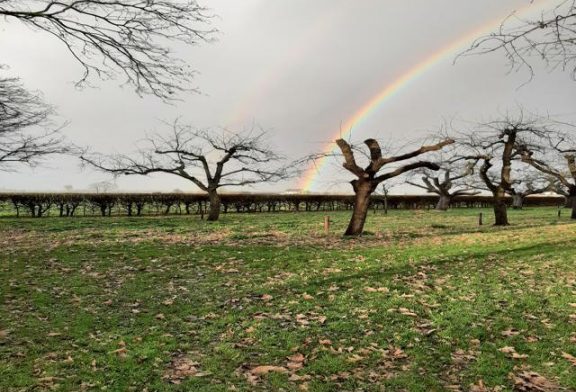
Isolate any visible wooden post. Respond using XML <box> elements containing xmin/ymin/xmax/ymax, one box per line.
<box><xmin>324</xmin><ymin>216</ymin><xmax>330</xmax><ymax>235</ymax></box>
<box><xmin>558</xmin><ymin>205</ymin><xmax>562</xmax><ymax>218</ymax></box>
<box><xmin>478</xmin><ymin>212</ymin><xmax>483</xmax><ymax>226</ymax></box>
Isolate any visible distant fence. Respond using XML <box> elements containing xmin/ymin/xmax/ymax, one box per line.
<box><xmin>0</xmin><ymin>193</ymin><xmax>566</xmax><ymax>218</ymax></box>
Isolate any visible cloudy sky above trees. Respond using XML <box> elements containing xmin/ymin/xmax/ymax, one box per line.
<box><xmin>1</xmin><ymin>0</ymin><xmax>576</xmax><ymax>193</ymax></box>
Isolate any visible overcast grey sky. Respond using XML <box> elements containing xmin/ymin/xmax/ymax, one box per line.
<box><xmin>1</xmin><ymin>0</ymin><xmax>575</xmax><ymax>193</ymax></box>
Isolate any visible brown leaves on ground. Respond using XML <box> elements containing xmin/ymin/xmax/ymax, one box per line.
<box><xmin>163</xmin><ymin>355</ymin><xmax>208</xmax><ymax>384</ymax></box>
<box><xmin>110</xmin><ymin>341</ymin><xmax>128</xmax><ymax>359</ymax></box>
<box><xmin>260</xmin><ymin>293</ymin><xmax>273</xmax><ymax>302</ymax></box>
<box><xmin>241</xmin><ymin>351</ymin><xmax>307</xmax><ymax>386</ymax></box>
<box><xmin>287</xmin><ymin>352</ymin><xmax>305</xmax><ymax>371</ymax></box>
<box><xmin>501</xmin><ymin>328</ymin><xmax>521</xmax><ymax>337</ymax></box>
<box><xmin>442</xmin><ymin>348</ymin><xmax>479</xmax><ymax>390</ymax></box>
<box><xmin>390</xmin><ymin>307</ymin><xmax>417</xmax><ymax>317</ymax></box>
<box><xmin>561</xmin><ymin>352</ymin><xmax>576</xmax><ymax>366</ymax></box>
<box><xmin>511</xmin><ymin>370</ymin><xmax>560</xmax><ymax>392</ymax></box>
<box><xmin>250</xmin><ymin>365</ymin><xmax>289</xmax><ymax>376</ymax></box>
<box><xmin>499</xmin><ymin>346</ymin><xmax>529</xmax><ymax>360</ymax></box>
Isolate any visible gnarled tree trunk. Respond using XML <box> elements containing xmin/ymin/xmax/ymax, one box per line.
<box><xmin>512</xmin><ymin>194</ymin><xmax>524</xmax><ymax>210</ymax></box>
<box><xmin>436</xmin><ymin>194</ymin><xmax>451</xmax><ymax>211</ymax></box>
<box><xmin>493</xmin><ymin>190</ymin><xmax>509</xmax><ymax>226</ymax></box>
<box><xmin>345</xmin><ymin>180</ymin><xmax>376</xmax><ymax>236</ymax></box>
<box><xmin>207</xmin><ymin>190</ymin><xmax>221</xmax><ymax>221</ymax></box>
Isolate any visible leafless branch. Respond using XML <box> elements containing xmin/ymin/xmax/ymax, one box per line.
<box><xmin>0</xmin><ymin>0</ymin><xmax>216</xmax><ymax>100</ymax></box>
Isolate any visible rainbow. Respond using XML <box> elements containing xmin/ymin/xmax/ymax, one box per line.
<box><xmin>299</xmin><ymin>0</ymin><xmax>554</xmax><ymax>192</ymax></box>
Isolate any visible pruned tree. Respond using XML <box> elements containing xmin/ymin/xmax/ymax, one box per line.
<box><xmin>519</xmin><ymin>129</ymin><xmax>576</xmax><ymax>217</ymax></box>
<box><xmin>459</xmin><ymin>117</ymin><xmax>545</xmax><ymax>225</ymax></box>
<box><xmin>336</xmin><ymin>137</ymin><xmax>454</xmax><ymax>235</ymax></box>
<box><xmin>0</xmin><ymin>0</ymin><xmax>215</xmax><ymax>100</ymax></box>
<box><xmin>463</xmin><ymin>0</ymin><xmax>576</xmax><ymax>81</ymax></box>
<box><xmin>0</xmin><ymin>76</ymin><xmax>66</xmax><ymax>171</ymax></box>
<box><xmin>407</xmin><ymin>158</ymin><xmax>479</xmax><ymax>211</ymax></box>
<box><xmin>506</xmin><ymin>169</ymin><xmax>554</xmax><ymax>209</ymax></box>
<box><xmin>81</xmin><ymin>121</ymin><xmax>289</xmax><ymax>221</ymax></box>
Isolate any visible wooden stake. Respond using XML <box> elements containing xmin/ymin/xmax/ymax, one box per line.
<box><xmin>478</xmin><ymin>212</ymin><xmax>483</xmax><ymax>226</ymax></box>
<box><xmin>324</xmin><ymin>215</ymin><xmax>330</xmax><ymax>235</ymax></box>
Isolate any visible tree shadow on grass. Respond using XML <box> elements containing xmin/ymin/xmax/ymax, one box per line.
<box><xmin>288</xmin><ymin>238</ymin><xmax>575</xmax><ymax>293</ymax></box>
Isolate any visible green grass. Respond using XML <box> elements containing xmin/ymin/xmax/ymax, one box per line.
<box><xmin>1</xmin><ymin>207</ymin><xmax>575</xmax><ymax>391</ymax></box>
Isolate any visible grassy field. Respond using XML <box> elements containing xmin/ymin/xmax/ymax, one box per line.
<box><xmin>1</xmin><ymin>208</ymin><xmax>575</xmax><ymax>391</ymax></box>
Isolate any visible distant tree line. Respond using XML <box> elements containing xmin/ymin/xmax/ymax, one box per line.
<box><xmin>0</xmin><ymin>192</ymin><xmax>564</xmax><ymax>218</ymax></box>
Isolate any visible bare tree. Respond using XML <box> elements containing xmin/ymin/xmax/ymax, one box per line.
<box><xmin>506</xmin><ymin>169</ymin><xmax>554</xmax><ymax>209</ymax></box>
<box><xmin>378</xmin><ymin>180</ymin><xmax>401</xmax><ymax>215</ymax></box>
<box><xmin>463</xmin><ymin>0</ymin><xmax>576</xmax><ymax>81</ymax></box>
<box><xmin>460</xmin><ymin>118</ymin><xmax>545</xmax><ymax>225</ymax></box>
<box><xmin>336</xmin><ymin>137</ymin><xmax>454</xmax><ymax>236</ymax></box>
<box><xmin>519</xmin><ymin>129</ymin><xmax>576</xmax><ymax>217</ymax></box>
<box><xmin>0</xmin><ymin>76</ymin><xmax>66</xmax><ymax>171</ymax></box>
<box><xmin>0</xmin><ymin>0</ymin><xmax>215</xmax><ymax>100</ymax></box>
<box><xmin>407</xmin><ymin>158</ymin><xmax>479</xmax><ymax>211</ymax></box>
<box><xmin>88</xmin><ymin>180</ymin><xmax>117</xmax><ymax>194</ymax></box>
<box><xmin>81</xmin><ymin>121</ymin><xmax>289</xmax><ymax>221</ymax></box>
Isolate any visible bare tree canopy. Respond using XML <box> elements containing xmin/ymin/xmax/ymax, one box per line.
<box><xmin>407</xmin><ymin>157</ymin><xmax>480</xmax><ymax>211</ymax></box>
<box><xmin>335</xmin><ymin>137</ymin><xmax>454</xmax><ymax>235</ymax></box>
<box><xmin>458</xmin><ymin>115</ymin><xmax>548</xmax><ymax>225</ymax></box>
<box><xmin>81</xmin><ymin>121</ymin><xmax>290</xmax><ymax>220</ymax></box>
<box><xmin>0</xmin><ymin>76</ymin><xmax>66</xmax><ymax>171</ymax></box>
<box><xmin>0</xmin><ymin>0</ymin><xmax>215</xmax><ymax>99</ymax></box>
<box><xmin>463</xmin><ymin>0</ymin><xmax>576</xmax><ymax>80</ymax></box>
<box><xmin>519</xmin><ymin>127</ymin><xmax>576</xmax><ymax>216</ymax></box>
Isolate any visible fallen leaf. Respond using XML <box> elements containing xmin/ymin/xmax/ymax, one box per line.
<box><xmin>499</xmin><ymin>346</ymin><xmax>516</xmax><ymax>354</ymax></box>
<box><xmin>364</xmin><ymin>287</ymin><xmax>389</xmax><ymax>293</ymax></box>
<box><xmin>511</xmin><ymin>371</ymin><xmax>559</xmax><ymax>392</ymax></box>
<box><xmin>250</xmin><ymin>365</ymin><xmax>288</xmax><ymax>375</ymax></box>
<box><xmin>261</xmin><ymin>294</ymin><xmax>273</xmax><ymax>302</ymax></box>
<box><xmin>163</xmin><ymin>355</ymin><xmax>204</xmax><ymax>384</ymax></box>
<box><xmin>287</xmin><ymin>353</ymin><xmax>305</xmax><ymax>363</ymax></box>
<box><xmin>561</xmin><ymin>352</ymin><xmax>576</xmax><ymax>366</ymax></box>
<box><xmin>112</xmin><ymin>347</ymin><xmax>128</xmax><ymax>358</ymax></box>
<box><xmin>398</xmin><ymin>308</ymin><xmax>418</xmax><ymax>317</ymax></box>
<box><xmin>501</xmin><ymin>329</ymin><xmax>521</xmax><ymax>337</ymax></box>
<box><xmin>469</xmin><ymin>379</ymin><xmax>490</xmax><ymax>392</ymax></box>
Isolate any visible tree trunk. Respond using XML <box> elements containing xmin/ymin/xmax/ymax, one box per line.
<box><xmin>344</xmin><ymin>180</ymin><xmax>374</xmax><ymax>236</ymax></box>
<box><xmin>383</xmin><ymin>192</ymin><xmax>389</xmax><ymax>215</ymax></box>
<box><xmin>493</xmin><ymin>191</ymin><xmax>509</xmax><ymax>226</ymax></box>
<box><xmin>512</xmin><ymin>194</ymin><xmax>524</xmax><ymax>210</ymax></box>
<box><xmin>207</xmin><ymin>190</ymin><xmax>221</xmax><ymax>221</ymax></box>
<box><xmin>436</xmin><ymin>194</ymin><xmax>451</xmax><ymax>211</ymax></box>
